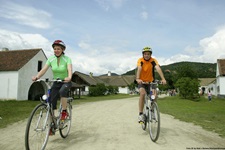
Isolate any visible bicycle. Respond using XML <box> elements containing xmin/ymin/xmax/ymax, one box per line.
<box><xmin>139</xmin><ymin>80</ymin><xmax>161</xmax><ymax>142</ymax></box>
<box><xmin>25</xmin><ymin>78</ymin><xmax>74</xmax><ymax>150</ymax></box>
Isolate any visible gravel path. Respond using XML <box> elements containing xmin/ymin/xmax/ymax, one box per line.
<box><xmin>0</xmin><ymin>96</ymin><xmax>224</xmax><ymax>150</ymax></box>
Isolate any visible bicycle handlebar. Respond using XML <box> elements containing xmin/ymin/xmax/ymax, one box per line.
<box><xmin>36</xmin><ymin>78</ymin><xmax>64</xmax><ymax>83</ymax></box>
<box><xmin>141</xmin><ymin>80</ymin><xmax>162</xmax><ymax>85</ymax></box>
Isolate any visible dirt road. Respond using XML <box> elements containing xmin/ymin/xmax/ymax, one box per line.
<box><xmin>0</xmin><ymin>96</ymin><xmax>225</xmax><ymax>150</ymax></box>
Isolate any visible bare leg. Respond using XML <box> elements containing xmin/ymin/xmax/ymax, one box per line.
<box><xmin>61</xmin><ymin>97</ymin><xmax>67</xmax><ymax>110</ymax></box>
<box><xmin>139</xmin><ymin>88</ymin><xmax>146</xmax><ymax>113</ymax></box>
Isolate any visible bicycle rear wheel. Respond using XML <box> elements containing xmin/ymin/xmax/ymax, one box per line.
<box><xmin>59</xmin><ymin>103</ymin><xmax>72</xmax><ymax>138</ymax></box>
<box><xmin>25</xmin><ymin>103</ymin><xmax>51</xmax><ymax>150</ymax></box>
<box><xmin>148</xmin><ymin>102</ymin><xmax>160</xmax><ymax>142</ymax></box>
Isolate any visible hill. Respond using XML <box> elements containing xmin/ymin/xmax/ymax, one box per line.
<box><xmin>123</xmin><ymin>61</ymin><xmax>216</xmax><ymax>78</ymax></box>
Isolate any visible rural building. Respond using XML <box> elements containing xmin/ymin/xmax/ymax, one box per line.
<box><xmin>73</xmin><ymin>71</ymin><xmax>135</xmax><ymax>95</ymax></box>
<box><xmin>199</xmin><ymin>59</ymin><xmax>225</xmax><ymax>97</ymax></box>
<box><xmin>215</xmin><ymin>59</ymin><xmax>225</xmax><ymax>97</ymax></box>
<box><xmin>0</xmin><ymin>48</ymin><xmax>52</xmax><ymax>100</ymax></box>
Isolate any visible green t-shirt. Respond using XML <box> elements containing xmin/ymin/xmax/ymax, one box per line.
<box><xmin>46</xmin><ymin>55</ymin><xmax>72</xmax><ymax>80</ymax></box>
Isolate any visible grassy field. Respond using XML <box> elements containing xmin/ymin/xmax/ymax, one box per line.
<box><xmin>158</xmin><ymin>95</ymin><xmax>225</xmax><ymax>138</ymax></box>
<box><xmin>0</xmin><ymin>94</ymin><xmax>225</xmax><ymax>138</ymax></box>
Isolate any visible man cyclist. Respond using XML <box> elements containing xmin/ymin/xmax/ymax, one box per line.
<box><xmin>136</xmin><ymin>46</ymin><xmax>166</xmax><ymax>123</ymax></box>
<box><xmin>32</xmin><ymin>40</ymin><xmax>72</xmax><ymax>122</ymax></box>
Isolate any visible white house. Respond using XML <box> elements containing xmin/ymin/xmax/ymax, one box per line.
<box><xmin>0</xmin><ymin>48</ymin><xmax>52</xmax><ymax>100</ymax></box>
<box><xmin>198</xmin><ymin>78</ymin><xmax>216</xmax><ymax>95</ymax></box>
<box><xmin>73</xmin><ymin>71</ymin><xmax>135</xmax><ymax>95</ymax></box>
<box><xmin>216</xmin><ymin>59</ymin><xmax>225</xmax><ymax>97</ymax></box>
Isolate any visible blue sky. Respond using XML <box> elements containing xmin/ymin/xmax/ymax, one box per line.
<box><xmin>1</xmin><ymin>0</ymin><xmax>225</xmax><ymax>75</ymax></box>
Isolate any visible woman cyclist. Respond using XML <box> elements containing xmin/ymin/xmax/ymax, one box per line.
<box><xmin>32</xmin><ymin>40</ymin><xmax>72</xmax><ymax>122</ymax></box>
<box><xmin>136</xmin><ymin>46</ymin><xmax>166</xmax><ymax>123</ymax></box>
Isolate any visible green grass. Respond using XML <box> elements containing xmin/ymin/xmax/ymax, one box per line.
<box><xmin>0</xmin><ymin>94</ymin><xmax>136</xmax><ymax>128</ymax></box>
<box><xmin>158</xmin><ymin>95</ymin><xmax>225</xmax><ymax>138</ymax></box>
<box><xmin>0</xmin><ymin>100</ymin><xmax>40</xmax><ymax>128</ymax></box>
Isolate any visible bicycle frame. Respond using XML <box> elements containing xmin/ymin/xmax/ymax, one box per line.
<box><xmin>141</xmin><ymin>80</ymin><xmax>161</xmax><ymax>142</ymax></box>
<box><xmin>25</xmin><ymin>78</ymin><xmax>73</xmax><ymax>150</ymax></box>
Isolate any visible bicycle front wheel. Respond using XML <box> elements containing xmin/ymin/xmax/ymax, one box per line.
<box><xmin>59</xmin><ymin>103</ymin><xmax>72</xmax><ymax>138</ymax></box>
<box><xmin>25</xmin><ymin>103</ymin><xmax>51</xmax><ymax>150</ymax></box>
<box><xmin>148</xmin><ymin>102</ymin><xmax>160</xmax><ymax>142</ymax></box>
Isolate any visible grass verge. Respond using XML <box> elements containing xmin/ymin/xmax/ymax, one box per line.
<box><xmin>158</xmin><ymin>95</ymin><xmax>225</xmax><ymax>138</ymax></box>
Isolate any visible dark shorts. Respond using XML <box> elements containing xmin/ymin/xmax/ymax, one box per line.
<box><xmin>50</xmin><ymin>81</ymin><xmax>72</xmax><ymax>109</ymax></box>
<box><xmin>138</xmin><ymin>83</ymin><xmax>156</xmax><ymax>94</ymax></box>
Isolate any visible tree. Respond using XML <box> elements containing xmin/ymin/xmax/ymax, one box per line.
<box><xmin>174</xmin><ymin>64</ymin><xmax>199</xmax><ymax>99</ymax></box>
<box><xmin>175</xmin><ymin>77</ymin><xmax>199</xmax><ymax>99</ymax></box>
<box><xmin>128</xmin><ymin>82</ymin><xmax>136</xmax><ymax>93</ymax></box>
<box><xmin>89</xmin><ymin>83</ymin><xmax>107</xmax><ymax>96</ymax></box>
<box><xmin>107</xmin><ymin>85</ymin><xmax>119</xmax><ymax>94</ymax></box>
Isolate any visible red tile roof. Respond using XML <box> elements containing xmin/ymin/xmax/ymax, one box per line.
<box><xmin>0</xmin><ymin>49</ymin><xmax>42</xmax><ymax>71</ymax></box>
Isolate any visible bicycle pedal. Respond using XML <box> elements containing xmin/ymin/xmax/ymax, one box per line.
<box><xmin>139</xmin><ymin>121</ymin><xmax>145</xmax><ymax>124</ymax></box>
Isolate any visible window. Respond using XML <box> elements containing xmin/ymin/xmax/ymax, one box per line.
<box><xmin>38</xmin><ymin>61</ymin><xmax>42</xmax><ymax>72</ymax></box>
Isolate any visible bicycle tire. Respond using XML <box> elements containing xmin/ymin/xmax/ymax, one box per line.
<box><xmin>141</xmin><ymin>114</ymin><xmax>147</xmax><ymax>130</ymax></box>
<box><xmin>59</xmin><ymin>103</ymin><xmax>72</xmax><ymax>138</ymax></box>
<box><xmin>25</xmin><ymin>103</ymin><xmax>51</xmax><ymax>150</ymax></box>
<box><xmin>148</xmin><ymin>102</ymin><xmax>160</xmax><ymax>142</ymax></box>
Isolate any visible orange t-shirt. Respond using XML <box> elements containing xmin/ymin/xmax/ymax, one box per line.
<box><xmin>137</xmin><ymin>57</ymin><xmax>159</xmax><ymax>82</ymax></box>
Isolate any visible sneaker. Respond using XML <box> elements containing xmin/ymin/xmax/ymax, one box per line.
<box><xmin>60</xmin><ymin>110</ymin><xmax>68</xmax><ymax>120</ymax></box>
<box><xmin>138</xmin><ymin>114</ymin><xmax>145</xmax><ymax>123</ymax></box>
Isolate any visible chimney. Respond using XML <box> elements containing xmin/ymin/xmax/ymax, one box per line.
<box><xmin>108</xmin><ymin>71</ymin><xmax>111</xmax><ymax>76</ymax></box>
<box><xmin>89</xmin><ymin>72</ymin><xmax>93</xmax><ymax>77</ymax></box>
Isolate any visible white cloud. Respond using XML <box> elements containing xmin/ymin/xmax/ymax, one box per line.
<box><xmin>0</xmin><ymin>29</ymin><xmax>51</xmax><ymax>54</ymax></box>
<box><xmin>95</xmin><ymin>0</ymin><xmax>126</xmax><ymax>11</ymax></box>
<box><xmin>158</xmin><ymin>27</ymin><xmax>225</xmax><ymax>65</ymax></box>
<box><xmin>199</xmin><ymin>28</ymin><xmax>225</xmax><ymax>61</ymax></box>
<box><xmin>2</xmin><ymin>26</ymin><xmax>225</xmax><ymax>76</ymax></box>
<box><xmin>0</xmin><ymin>2</ymin><xmax>51</xmax><ymax>29</ymax></box>
<box><xmin>140</xmin><ymin>11</ymin><xmax>148</xmax><ymax>20</ymax></box>
<box><xmin>73</xmin><ymin>40</ymin><xmax>139</xmax><ymax>75</ymax></box>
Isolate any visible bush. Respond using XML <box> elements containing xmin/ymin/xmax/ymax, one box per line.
<box><xmin>89</xmin><ymin>84</ymin><xmax>119</xmax><ymax>96</ymax></box>
<box><xmin>89</xmin><ymin>83</ymin><xmax>107</xmax><ymax>96</ymax></box>
<box><xmin>107</xmin><ymin>85</ymin><xmax>119</xmax><ymax>94</ymax></box>
<box><xmin>175</xmin><ymin>77</ymin><xmax>199</xmax><ymax>99</ymax></box>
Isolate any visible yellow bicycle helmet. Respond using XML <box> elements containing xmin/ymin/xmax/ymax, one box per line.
<box><xmin>142</xmin><ymin>46</ymin><xmax>152</xmax><ymax>54</ymax></box>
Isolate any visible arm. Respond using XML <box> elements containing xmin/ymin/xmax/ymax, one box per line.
<box><xmin>155</xmin><ymin>65</ymin><xmax>167</xmax><ymax>85</ymax></box>
<box><xmin>64</xmin><ymin>64</ymin><xmax>72</xmax><ymax>82</ymax></box>
<box><xmin>32</xmin><ymin>64</ymin><xmax>49</xmax><ymax>81</ymax></box>
<box><xmin>136</xmin><ymin>66</ymin><xmax>143</xmax><ymax>84</ymax></box>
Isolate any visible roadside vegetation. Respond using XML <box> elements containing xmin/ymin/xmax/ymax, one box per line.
<box><xmin>158</xmin><ymin>95</ymin><xmax>225</xmax><ymax>138</ymax></box>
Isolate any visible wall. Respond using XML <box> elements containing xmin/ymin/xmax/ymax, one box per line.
<box><xmin>0</xmin><ymin>71</ymin><xmax>18</xmax><ymax>100</ymax></box>
<box><xmin>17</xmin><ymin>50</ymin><xmax>53</xmax><ymax>100</ymax></box>
<box><xmin>119</xmin><ymin>87</ymin><xmax>129</xmax><ymax>94</ymax></box>
<box><xmin>218</xmin><ymin>77</ymin><xmax>225</xmax><ymax>96</ymax></box>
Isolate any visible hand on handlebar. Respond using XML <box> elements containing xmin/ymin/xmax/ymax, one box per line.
<box><xmin>32</xmin><ymin>76</ymin><xmax>39</xmax><ymax>81</ymax></box>
<box><xmin>136</xmin><ymin>79</ymin><xmax>143</xmax><ymax>84</ymax></box>
<box><xmin>161</xmin><ymin>79</ymin><xmax>167</xmax><ymax>85</ymax></box>
<box><xmin>64</xmin><ymin>77</ymin><xmax>71</xmax><ymax>83</ymax></box>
